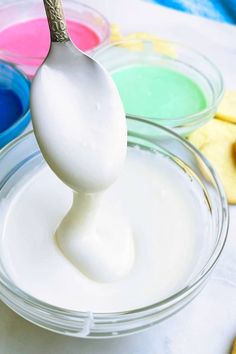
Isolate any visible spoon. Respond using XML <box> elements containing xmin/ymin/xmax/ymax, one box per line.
<box><xmin>31</xmin><ymin>0</ymin><xmax>127</xmax><ymax>192</ymax></box>
<box><xmin>30</xmin><ymin>0</ymin><xmax>134</xmax><ymax>282</ymax></box>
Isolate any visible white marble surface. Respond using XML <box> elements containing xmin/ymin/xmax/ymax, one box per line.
<box><xmin>1</xmin><ymin>0</ymin><xmax>236</xmax><ymax>353</ymax></box>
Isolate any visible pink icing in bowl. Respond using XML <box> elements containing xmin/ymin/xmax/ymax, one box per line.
<box><xmin>0</xmin><ymin>0</ymin><xmax>110</xmax><ymax>77</ymax></box>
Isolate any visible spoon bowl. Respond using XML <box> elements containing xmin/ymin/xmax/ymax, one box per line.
<box><xmin>31</xmin><ymin>39</ymin><xmax>127</xmax><ymax>192</ymax></box>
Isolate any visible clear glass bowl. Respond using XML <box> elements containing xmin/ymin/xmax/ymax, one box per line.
<box><xmin>0</xmin><ymin>118</ymin><xmax>228</xmax><ymax>338</ymax></box>
<box><xmin>0</xmin><ymin>0</ymin><xmax>110</xmax><ymax>78</ymax></box>
<box><xmin>93</xmin><ymin>39</ymin><xmax>224</xmax><ymax>136</ymax></box>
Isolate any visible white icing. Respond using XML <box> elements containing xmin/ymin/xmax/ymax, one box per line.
<box><xmin>0</xmin><ymin>148</ymin><xmax>206</xmax><ymax>312</ymax></box>
<box><xmin>30</xmin><ymin>42</ymin><xmax>134</xmax><ymax>282</ymax></box>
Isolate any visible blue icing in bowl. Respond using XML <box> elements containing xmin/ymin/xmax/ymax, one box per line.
<box><xmin>0</xmin><ymin>60</ymin><xmax>30</xmax><ymax>148</ymax></box>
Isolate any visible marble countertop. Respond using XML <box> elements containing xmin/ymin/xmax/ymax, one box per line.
<box><xmin>0</xmin><ymin>1</ymin><xmax>236</xmax><ymax>353</ymax></box>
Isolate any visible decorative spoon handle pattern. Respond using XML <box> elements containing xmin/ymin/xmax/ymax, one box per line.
<box><xmin>43</xmin><ymin>0</ymin><xmax>69</xmax><ymax>42</ymax></box>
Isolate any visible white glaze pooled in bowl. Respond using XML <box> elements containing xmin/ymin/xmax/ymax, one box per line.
<box><xmin>0</xmin><ymin>147</ymin><xmax>207</xmax><ymax>312</ymax></box>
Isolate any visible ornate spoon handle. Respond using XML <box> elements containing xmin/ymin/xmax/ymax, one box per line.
<box><xmin>43</xmin><ymin>0</ymin><xmax>70</xmax><ymax>42</ymax></box>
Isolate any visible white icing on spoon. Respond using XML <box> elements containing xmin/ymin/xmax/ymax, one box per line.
<box><xmin>30</xmin><ymin>0</ymin><xmax>134</xmax><ymax>282</ymax></box>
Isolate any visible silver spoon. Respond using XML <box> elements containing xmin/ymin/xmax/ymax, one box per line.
<box><xmin>31</xmin><ymin>0</ymin><xmax>127</xmax><ymax>193</ymax></box>
<box><xmin>30</xmin><ymin>0</ymin><xmax>134</xmax><ymax>282</ymax></box>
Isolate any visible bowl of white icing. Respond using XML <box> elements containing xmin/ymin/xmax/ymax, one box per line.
<box><xmin>0</xmin><ymin>117</ymin><xmax>228</xmax><ymax>338</ymax></box>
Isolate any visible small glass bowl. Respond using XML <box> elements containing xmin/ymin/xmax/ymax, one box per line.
<box><xmin>93</xmin><ymin>39</ymin><xmax>224</xmax><ymax>136</ymax></box>
<box><xmin>0</xmin><ymin>0</ymin><xmax>110</xmax><ymax>78</ymax></box>
<box><xmin>0</xmin><ymin>118</ymin><xmax>228</xmax><ymax>338</ymax></box>
<box><xmin>0</xmin><ymin>60</ymin><xmax>30</xmax><ymax>148</ymax></box>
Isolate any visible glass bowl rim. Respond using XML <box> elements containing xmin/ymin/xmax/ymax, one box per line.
<box><xmin>0</xmin><ymin>118</ymin><xmax>229</xmax><ymax>321</ymax></box>
<box><xmin>0</xmin><ymin>0</ymin><xmax>111</xmax><ymax>62</ymax></box>
<box><xmin>93</xmin><ymin>38</ymin><xmax>224</xmax><ymax>125</ymax></box>
<box><xmin>0</xmin><ymin>59</ymin><xmax>30</xmax><ymax>141</ymax></box>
